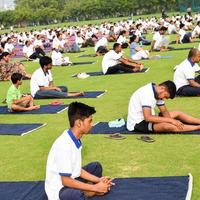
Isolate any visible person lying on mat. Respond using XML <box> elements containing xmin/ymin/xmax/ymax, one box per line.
<box><xmin>150</xmin><ymin>26</ymin><xmax>169</xmax><ymax>52</ymax></box>
<box><xmin>6</xmin><ymin>73</ymin><xmax>40</xmax><ymax>112</ymax></box>
<box><xmin>45</xmin><ymin>102</ymin><xmax>114</xmax><ymax>200</ymax></box>
<box><xmin>30</xmin><ymin>56</ymin><xmax>84</xmax><ymax>99</ymax></box>
<box><xmin>174</xmin><ymin>48</ymin><xmax>200</xmax><ymax>96</ymax></box>
<box><xmin>127</xmin><ymin>80</ymin><xmax>200</xmax><ymax>133</ymax></box>
<box><xmin>130</xmin><ymin>35</ymin><xmax>150</xmax><ymax>60</ymax></box>
<box><xmin>102</xmin><ymin>43</ymin><xmax>144</xmax><ymax>75</ymax></box>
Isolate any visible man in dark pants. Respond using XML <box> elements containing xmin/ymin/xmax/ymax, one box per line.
<box><xmin>30</xmin><ymin>56</ymin><xmax>84</xmax><ymax>99</ymax></box>
<box><xmin>174</xmin><ymin>48</ymin><xmax>200</xmax><ymax>96</ymax></box>
<box><xmin>45</xmin><ymin>102</ymin><xmax>114</xmax><ymax>200</ymax></box>
<box><xmin>102</xmin><ymin>43</ymin><xmax>144</xmax><ymax>74</ymax></box>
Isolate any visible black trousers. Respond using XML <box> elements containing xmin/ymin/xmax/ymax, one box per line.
<box><xmin>177</xmin><ymin>75</ymin><xmax>200</xmax><ymax>96</ymax></box>
<box><xmin>106</xmin><ymin>63</ymin><xmax>133</xmax><ymax>74</ymax></box>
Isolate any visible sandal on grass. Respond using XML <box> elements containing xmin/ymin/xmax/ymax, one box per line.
<box><xmin>137</xmin><ymin>135</ymin><xmax>155</xmax><ymax>143</ymax></box>
<box><xmin>105</xmin><ymin>133</ymin><xmax>126</xmax><ymax>140</ymax></box>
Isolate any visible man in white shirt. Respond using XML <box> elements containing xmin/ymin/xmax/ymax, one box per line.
<box><xmin>150</xmin><ymin>26</ymin><xmax>168</xmax><ymax>51</ymax></box>
<box><xmin>33</xmin><ymin>35</ymin><xmax>46</xmax><ymax>56</ymax></box>
<box><xmin>30</xmin><ymin>56</ymin><xmax>84</xmax><ymax>99</ymax></box>
<box><xmin>174</xmin><ymin>48</ymin><xmax>200</xmax><ymax>96</ymax></box>
<box><xmin>102</xmin><ymin>43</ymin><xmax>144</xmax><ymax>74</ymax></box>
<box><xmin>45</xmin><ymin>102</ymin><xmax>114</xmax><ymax>200</ymax></box>
<box><xmin>23</xmin><ymin>40</ymin><xmax>43</xmax><ymax>60</ymax></box>
<box><xmin>176</xmin><ymin>24</ymin><xmax>192</xmax><ymax>44</ymax></box>
<box><xmin>94</xmin><ymin>37</ymin><xmax>108</xmax><ymax>55</ymax></box>
<box><xmin>52</xmin><ymin>33</ymin><xmax>65</xmax><ymax>52</ymax></box>
<box><xmin>192</xmin><ymin>21</ymin><xmax>200</xmax><ymax>38</ymax></box>
<box><xmin>4</xmin><ymin>37</ymin><xmax>15</xmax><ymax>55</ymax></box>
<box><xmin>127</xmin><ymin>80</ymin><xmax>200</xmax><ymax>133</ymax></box>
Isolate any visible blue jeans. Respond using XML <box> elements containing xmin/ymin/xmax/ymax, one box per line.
<box><xmin>34</xmin><ymin>86</ymin><xmax>68</xmax><ymax>99</ymax></box>
<box><xmin>59</xmin><ymin>162</ymin><xmax>102</xmax><ymax>200</ymax></box>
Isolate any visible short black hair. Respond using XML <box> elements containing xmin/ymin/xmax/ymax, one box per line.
<box><xmin>0</xmin><ymin>52</ymin><xmax>10</xmax><ymax>60</ymax></box>
<box><xmin>11</xmin><ymin>73</ymin><xmax>23</xmax><ymax>84</ymax></box>
<box><xmin>160</xmin><ymin>26</ymin><xmax>168</xmax><ymax>31</ymax></box>
<box><xmin>113</xmin><ymin>43</ymin><xmax>121</xmax><ymax>50</ymax></box>
<box><xmin>39</xmin><ymin>56</ymin><xmax>52</xmax><ymax>68</ymax></box>
<box><xmin>188</xmin><ymin>48</ymin><xmax>199</xmax><ymax>59</ymax></box>
<box><xmin>68</xmin><ymin>102</ymin><xmax>96</xmax><ymax>127</ymax></box>
<box><xmin>159</xmin><ymin>80</ymin><xmax>176</xmax><ymax>99</ymax></box>
<box><xmin>130</xmin><ymin>34</ymin><xmax>137</xmax><ymax>43</ymax></box>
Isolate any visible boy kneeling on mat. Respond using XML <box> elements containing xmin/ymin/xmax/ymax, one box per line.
<box><xmin>6</xmin><ymin>73</ymin><xmax>40</xmax><ymax>112</ymax></box>
<box><xmin>45</xmin><ymin>102</ymin><xmax>114</xmax><ymax>200</ymax></box>
<box><xmin>127</xmin><ymin>80</ymin><xmax>200</xmax><ymax>133</ymax></box>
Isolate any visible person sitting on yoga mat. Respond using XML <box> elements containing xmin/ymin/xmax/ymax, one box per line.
<box><xmin>127</xmin><ymin>80</ymin><xmax>200</xmax><ymax>133</ymax></box>
<box><xmin>150</xmin><ymin>26</ymin><xmax>169</xmax><ymax>52</ymax></box>
<box><xmin>30</xmin><ymin>56</ymin><xmax>84</xmax><ymax>99</ymax></box>
<box><xmin>130</xmin><ymin>35</ymin><xmax>150</xmax><ymax>60</ymax></box>
<box><xmin>102</xmin><ymin>43</ymin><xmax>144</xmax><ymax>74</ymax></box>
<box><xmin>6</xmin><ymin>73</ymin><xmax>40</xmax><ymax>112</ymax></box>
<box><xmin>45</xmin><ymin>102</ymin><xmax>114</xmax><ymax>200</ymax></box>
<box><xmin>176</xmin><ymin>23</ymin><xmax>193</xmax><ymax>44</ymax></box>
<box><xmin>23</xmin><ymin>40</ymin><xmax>44</xmax><ymax>61</ymax></box>
<box><xmin>174</xmin><ymin>48</ymin><xmax>200</xmax><ymax>96</ymax></box>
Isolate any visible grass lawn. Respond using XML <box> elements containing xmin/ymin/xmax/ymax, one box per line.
<box><xmin>0</xmin><ymin>34</ymin><xmax>200</xmax><ymax>199</ymax></box>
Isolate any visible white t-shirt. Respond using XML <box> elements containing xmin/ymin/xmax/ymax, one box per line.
<box><xmin>4</xmin><ymin>43</ymin><xmax>14</xmax><ymax>53</ymax></box>
<box><xmin>127</xmin><ymin>83</ymin><xmax>165</xmax><ymax>131</ymax></box>
<box><xmin>94</xmin><ymin>37</ymin><xmax>108</xmax><ymax>52</ymax></box>
<box><xmin>153</xmin><ymin>31</ymin><xmax>162</xmax><ymax>49</ymax></box>
<box><xmin>53</xmin><ymin>38</ymin><xmax>64</xmax><ymax>49</ymax></box>
<box><xmin>178</xmin><ymin>29</ymin><xmax>186</xmax><ymax>43</ymax></box>
<box><xmin>30</xmin><ymin>67</ymin><xmax>53</xmax><ymax>97</ymax></box>
<box><xmin>173</xmin><ymin>59</ymin><xmax>198</xmax><ymax>90</ymax></box>
<box><xmin>23</xmin><ymin>45</ymin><xmax>34</xmax><ymax>57</ymax></box>
<box><xmin>51</xmin><ymin>50</ymin><xmax>64</xmax><ymax>66</ymax></box>
<box><xmin>192</xmin><ymin>25</ymin><xmax>200</xmax><ymax>38</ymax></box>
<box><xmin>102</xmin><ymin>50</ymin><xmax>123</xmax><ymax>74</ymax></box>
<box><xmin>117</xmin><ymin>35</ymin><xmax>126</xmax><ymax>44</ymax></box>
<box><xmin>45</xmin><ymin>129</ymin><xmax>82</xmax><ymax>200</ymax></box>
<box><xmin>33</xmin><ymin>39</ymin><xmax>43</xmax><ymax>47</ymax></box>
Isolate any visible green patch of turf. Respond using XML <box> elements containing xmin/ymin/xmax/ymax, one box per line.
<box><xmin>0</xmin><ymin>33</ymin><xmax>200</xmax><ymax>199</ymax></box>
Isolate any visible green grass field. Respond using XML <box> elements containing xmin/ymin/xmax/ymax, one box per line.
<box><xmin>0</xmin><ymin>34</ymin><xmax>200</xmax><ymax>199</ymax></box>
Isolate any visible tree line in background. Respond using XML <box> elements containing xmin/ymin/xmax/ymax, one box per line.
<box><xmin>0</xmin><ymin>0</ymin><xmax>179</xmax><ymax>27</ymax></box>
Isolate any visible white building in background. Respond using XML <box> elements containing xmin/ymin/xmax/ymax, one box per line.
<box><xmin>0</xmin><ymin>0</ymin><xmax>15</xmax><ymax>10</ymax></box>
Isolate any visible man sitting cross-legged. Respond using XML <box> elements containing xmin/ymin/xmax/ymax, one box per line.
<box><xmin>127</xmin><ymin>80</ymin><xmax>200</xmax><ymax>133</ymax></box>
<box><xmin>174</xmin><ymin>48</ymin><xmax>200</xmax><ymax>96</ymax></box>
<box><xmin>30</xmin><ymin>56</ymin><xmax>84</xmax><ymax>99</ymax></box>
<box><xmin>102</xmin><ymin>43</ymin><xmax>144</xmax><ymax>75</ymax></box>
<box><xmin>45</xmin><ymin>102</ymin><xmax>114</xmax><ymax>200</ymax></box>
<box><xmin>6</xmin><ymin>73</ymin><xmax>40</xmax><ymax>112</ymax></box>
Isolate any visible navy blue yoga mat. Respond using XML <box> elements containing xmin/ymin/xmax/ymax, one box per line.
<box><xmin>79</xmin><ymin>54</ymin><xmax>97</xmax><ymax>58</ymax></box>
<box><xmin>0</xmin><ymin>181</ymin><xmax>47</xmax><ymax>200</ymax></box>
<box><xmin>0</xmin><ymin>123</ymin><xmax>46</xmax><ymax>136</ymax></box>
<box><xmin>70</xmin><ymin>91</ymin><xmax>106</xmax><ymax>98</ymax></box>
<box><xmin>91</xmin><ymin>122</ymin><xmax>200</xmax><ymax>134</ymax></box>
<box><xmin>72</xmin><ymin>68</ymin><xmax>149</xmax><ymax>77</ymax></box>
<box><xmin>169</xmin><ymin>47</ymin><xmax>193</xmax><ymax>51</ymax></box>
<box><xmin>142</xmin><ymin>55</ymin><xmax>173</xmax><ymax>60</ymax></box>
<box><xmin>0</xmin><ymin>104</ymin><xmax>68</xmax><ymax>114</ymax></box>
<box><xmin>0</xmin><ymin>175</ymin><xmax>192</xmax><ymax>200</ymax></box>
<box><xmin>72</xmin><ymin>61</ymin><xmax>95</xmax><ymax>65</ymax></box>
<box><xmin>34</xmin><ymin>91</ymin><xmax>106</xmax><ymax>99</ymax></box>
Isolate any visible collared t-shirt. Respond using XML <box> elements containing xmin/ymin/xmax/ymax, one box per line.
<box><xmin>173</xmin><ymin>59</ymin><xmax>198</xmax><ymax>90</ymax></box>
<box><xmin>23</xmin><ymin>45</ymin><xmax>34</xmax><ymax>57</ymax></box>
<box><xmin>45</xmin><ymin>129</ymin><xmax>82</xmax><ymax>200</ymax></box>
<box><xmin>102</xmin><ymin>50</ymin><xmax>123</xmax><ymax>74</ymax></box>
<box><xmin>153</xmin><ymin>31</ymin><xmax>162</xmax><ymax>49</ymax></box>
<box><xmin>6</xmin><ymin>84</ymin><xmax>22</xmax><ymax>109</ymax></box>
<box><xmin>127</xmin><ymin>83</ymin><xmax>165</xmax><ymax>131</ymax></box>
<box><xmin>30</xmin><ymin>68</ymin><xmax>53</xmax><ymax>97</ymax></box>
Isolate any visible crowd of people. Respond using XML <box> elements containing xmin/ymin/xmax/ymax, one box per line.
<box><xmin>1</xmin><ymin>11</ymin><xmax>200</xmax><ymax>200</ymax></box>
